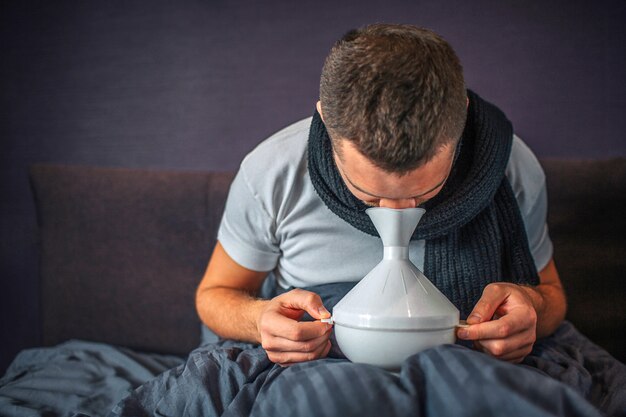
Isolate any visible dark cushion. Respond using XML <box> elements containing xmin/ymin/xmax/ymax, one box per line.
<box><xmin>30</xmin><ymin>164</ymin><xmax>234</xmax><ymax>356</ymax></box>
<box><xmin>541</xmin><ymin>158</ymin><xmax>625</xmax><ymax>362</ymax></box>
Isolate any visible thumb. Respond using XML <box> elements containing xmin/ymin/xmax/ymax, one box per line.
<box><xmin>467</xmin><ymin>284</ymin><xmax>507</xmax><ymax>325</ymax></box>
<box><xmin>281</xmin><ymin>289</ymin><xmax>330</xmax><ymax>320</ymax></box>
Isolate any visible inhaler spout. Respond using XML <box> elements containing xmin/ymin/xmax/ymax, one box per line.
<box><xmin>366</xmin><ymin>207</ymin><xmax>426</xmax><ymax>247</ymax></box>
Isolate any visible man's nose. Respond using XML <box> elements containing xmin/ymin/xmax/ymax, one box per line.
<box><xmin>378</xmin><ymin>198</ymin><xmax>417</xmax><ymax>209</ymax></box>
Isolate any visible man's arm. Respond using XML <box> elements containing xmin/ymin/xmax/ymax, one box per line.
<box><xmin>520</xmin><ymin>257</ymin><xmax>566</xmax><ymax>338</ymax></box>
<box><xmin>196</xmin><ymin>241</ymin><xmax>333</xmax><ymax>365</ymax></box>
<box><xmin>456</xmin><ymin>257</ymin><xmax>566</xmax><ymax>363</ymax></box>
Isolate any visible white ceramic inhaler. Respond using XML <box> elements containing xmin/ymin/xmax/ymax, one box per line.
<box><xmin>331</xmin><ymin>207</ymin><xmax>460</xmax><ymax>371</ymax></box>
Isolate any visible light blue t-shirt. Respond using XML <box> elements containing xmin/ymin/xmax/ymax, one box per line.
<box><xmin>218</xmin><ymin>117</ymin><xmax>553</xmax><ymax>290</ymax></box>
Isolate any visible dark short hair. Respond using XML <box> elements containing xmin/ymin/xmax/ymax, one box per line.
<box><xmin>319</xmin><ymin>24</ymin><xmax>467</xmax><ymax>173</ymax></box>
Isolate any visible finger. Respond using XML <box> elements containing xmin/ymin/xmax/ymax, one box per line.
<box><xmin>279</xmin><ymin>289</ymin><xmax>331</xmax><ymax>320</ymax></box>
<box><xmin>458</xmin><ymin>313</ymin><xmax>530</xmax><ymax>341</ymax></box>
<box><xmin>466</xmin><ymin>284</ymin><xmax>510</xmax><ymax>325</ymax></box>
<box><xmin>270</xmin><ymin>339</ymin><xmax>332</xmax><ymax>366</ymax></box>
<box><xmin>263</xmin><ymin>328</ymin><xmax>331</xmax><ymax>353</ymax></box>
<box><xmin>497</xmin><ymin>343</ymin><xmax>534</xmax><ymax>363</ymax></box>
<box><xmin>473</xmin><ymin>331</ymin><xmax>535</xmax><ymax>359</ymax></box>
<box><xmin>322</xmin><ymin>340</ymin><xmax>331</xmax><ymax>357</ymax></box>
<box><xmin>264</xmin><ymin>315</ymin><xmax>331</xmax><ymax>342</ymax></box>
<box><xmin>475</xmin><ymin>340</ymin><xmax>534</xmax><ymax>363</ymax></box>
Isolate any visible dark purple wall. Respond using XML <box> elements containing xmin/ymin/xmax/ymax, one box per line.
<box><xmin>1</xmin><ymin>0</ymin><xmax>624</xmax><ymax>372</ymax></box>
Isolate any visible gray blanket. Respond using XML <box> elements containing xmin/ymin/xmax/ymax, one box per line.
<box><xmin>0</xmin><ymin>340</ymin><xmax>184</xmax><ymax>417</ymax></box>
<box><xmin>2</xmin><ymin>280</ymin><xmax>625</xmax><ymax>417</ymax></box>
<box><xmin>1</xmin><ymin>323</ymin><xmax>624</xmax><ymax>417</ymax></box>
<box><xmin>109</xmin><ymin>322</ymin><xmax>625</xmax><ymax>417</ymax></box>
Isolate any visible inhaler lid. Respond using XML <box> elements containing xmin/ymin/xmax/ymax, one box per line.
<box><xmin>332</xmin><ymin>261</ymin><xmax>460</xmax><ymax>330</ymax></box>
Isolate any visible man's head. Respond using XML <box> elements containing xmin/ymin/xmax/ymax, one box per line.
<box><xmin>318</xmin><ymin>24</ymin><xmax>467</xmax><ymax>175</ymax></box>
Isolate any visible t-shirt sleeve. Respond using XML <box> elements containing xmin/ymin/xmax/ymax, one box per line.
<box><xmin>507</xmin><ymin>135</ymin><xmax>554</xmax><ymax>272</ymax></box>
<box><xmin>523</xmin><ymin>181</ymin><xmax>553</xmax><ymax>272</ymax></box>
<box><xmin>217</xmin><ymin>164</ymin><xmax>280</xmax><ymax>272</ymax></box>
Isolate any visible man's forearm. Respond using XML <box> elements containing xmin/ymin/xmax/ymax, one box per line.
<box><xmin>521</xmin><ymin>281</ymin><xmax>567</xmax><ymax>339</ymax></box>
<box><xmin>196</xmin><ymin>286</ymin><xmax>268</xmax><ymax>344</ymax></box>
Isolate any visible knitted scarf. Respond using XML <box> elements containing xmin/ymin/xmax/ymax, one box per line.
<box><xmin>307</xmin><ymin>90</ymin><xmax>539</xmax><ymax>317</ymax></box>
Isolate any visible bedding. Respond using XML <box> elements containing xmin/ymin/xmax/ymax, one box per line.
<box><xmin>2</xmin><ymin>285</ymin><xmax>624</xmax><ymax>417</ymax></box>
<box><xmin>0</xmin><ymin>340</ymin><xmax>183</xmax><ymax>417</ymax></box>
<box><xmin>111</xmin><ymin>332</ymin><xmax>613</xmax><ymax>417</ymax></box>
<box><xmin>109</xmin><ymin>283</ymin><xmax>626</xmax><ymax>417</ymax></box>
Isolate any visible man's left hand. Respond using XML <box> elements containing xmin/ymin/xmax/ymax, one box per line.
<box><xmin>456</xmin><ymin>283</ymin><xmax>538</xmax><ymax>363</ymax></box>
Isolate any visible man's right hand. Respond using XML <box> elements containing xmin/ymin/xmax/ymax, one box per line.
<box><xmin>256</xmin><ymin>289</ymin><xmax>333</xmax><ymax>366</ymax></box>
<box><xmin>197</xmin><ymin>242</ymin><xmax>333</xmax><ymax>366</ymax></box>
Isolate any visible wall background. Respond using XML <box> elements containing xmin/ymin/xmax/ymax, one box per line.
<box><xmin>1</xmin><ymin>0</ymin><xmax>624</xmax><ymax>372</ymax></box>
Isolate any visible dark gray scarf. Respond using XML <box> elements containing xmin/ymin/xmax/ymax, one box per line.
<box><xmin>307</xmin><ymin>90</ymin><xmax>539</xmax><ymax>318</ymax></box>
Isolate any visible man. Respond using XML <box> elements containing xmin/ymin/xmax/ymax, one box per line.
<box><xmin>114</xmin><ymin>24</ymin><xmax>623</xmax><ymax>417</ymax></box>
<box><xmin>196</xmin><ymin>24</ymin><xmax>565</xmax><ymax>366</ymax></box>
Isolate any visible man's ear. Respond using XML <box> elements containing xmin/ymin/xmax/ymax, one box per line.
<box><xmin>316</xmin><ymin>101</ymin><xmax>325</xmax><ymax>121</ymax></box>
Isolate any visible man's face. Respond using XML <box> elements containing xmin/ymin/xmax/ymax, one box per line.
<box><xmin>332</xmin><ymin>139</ymin><xmax>455</xmax><ymax>209</ymax></box>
